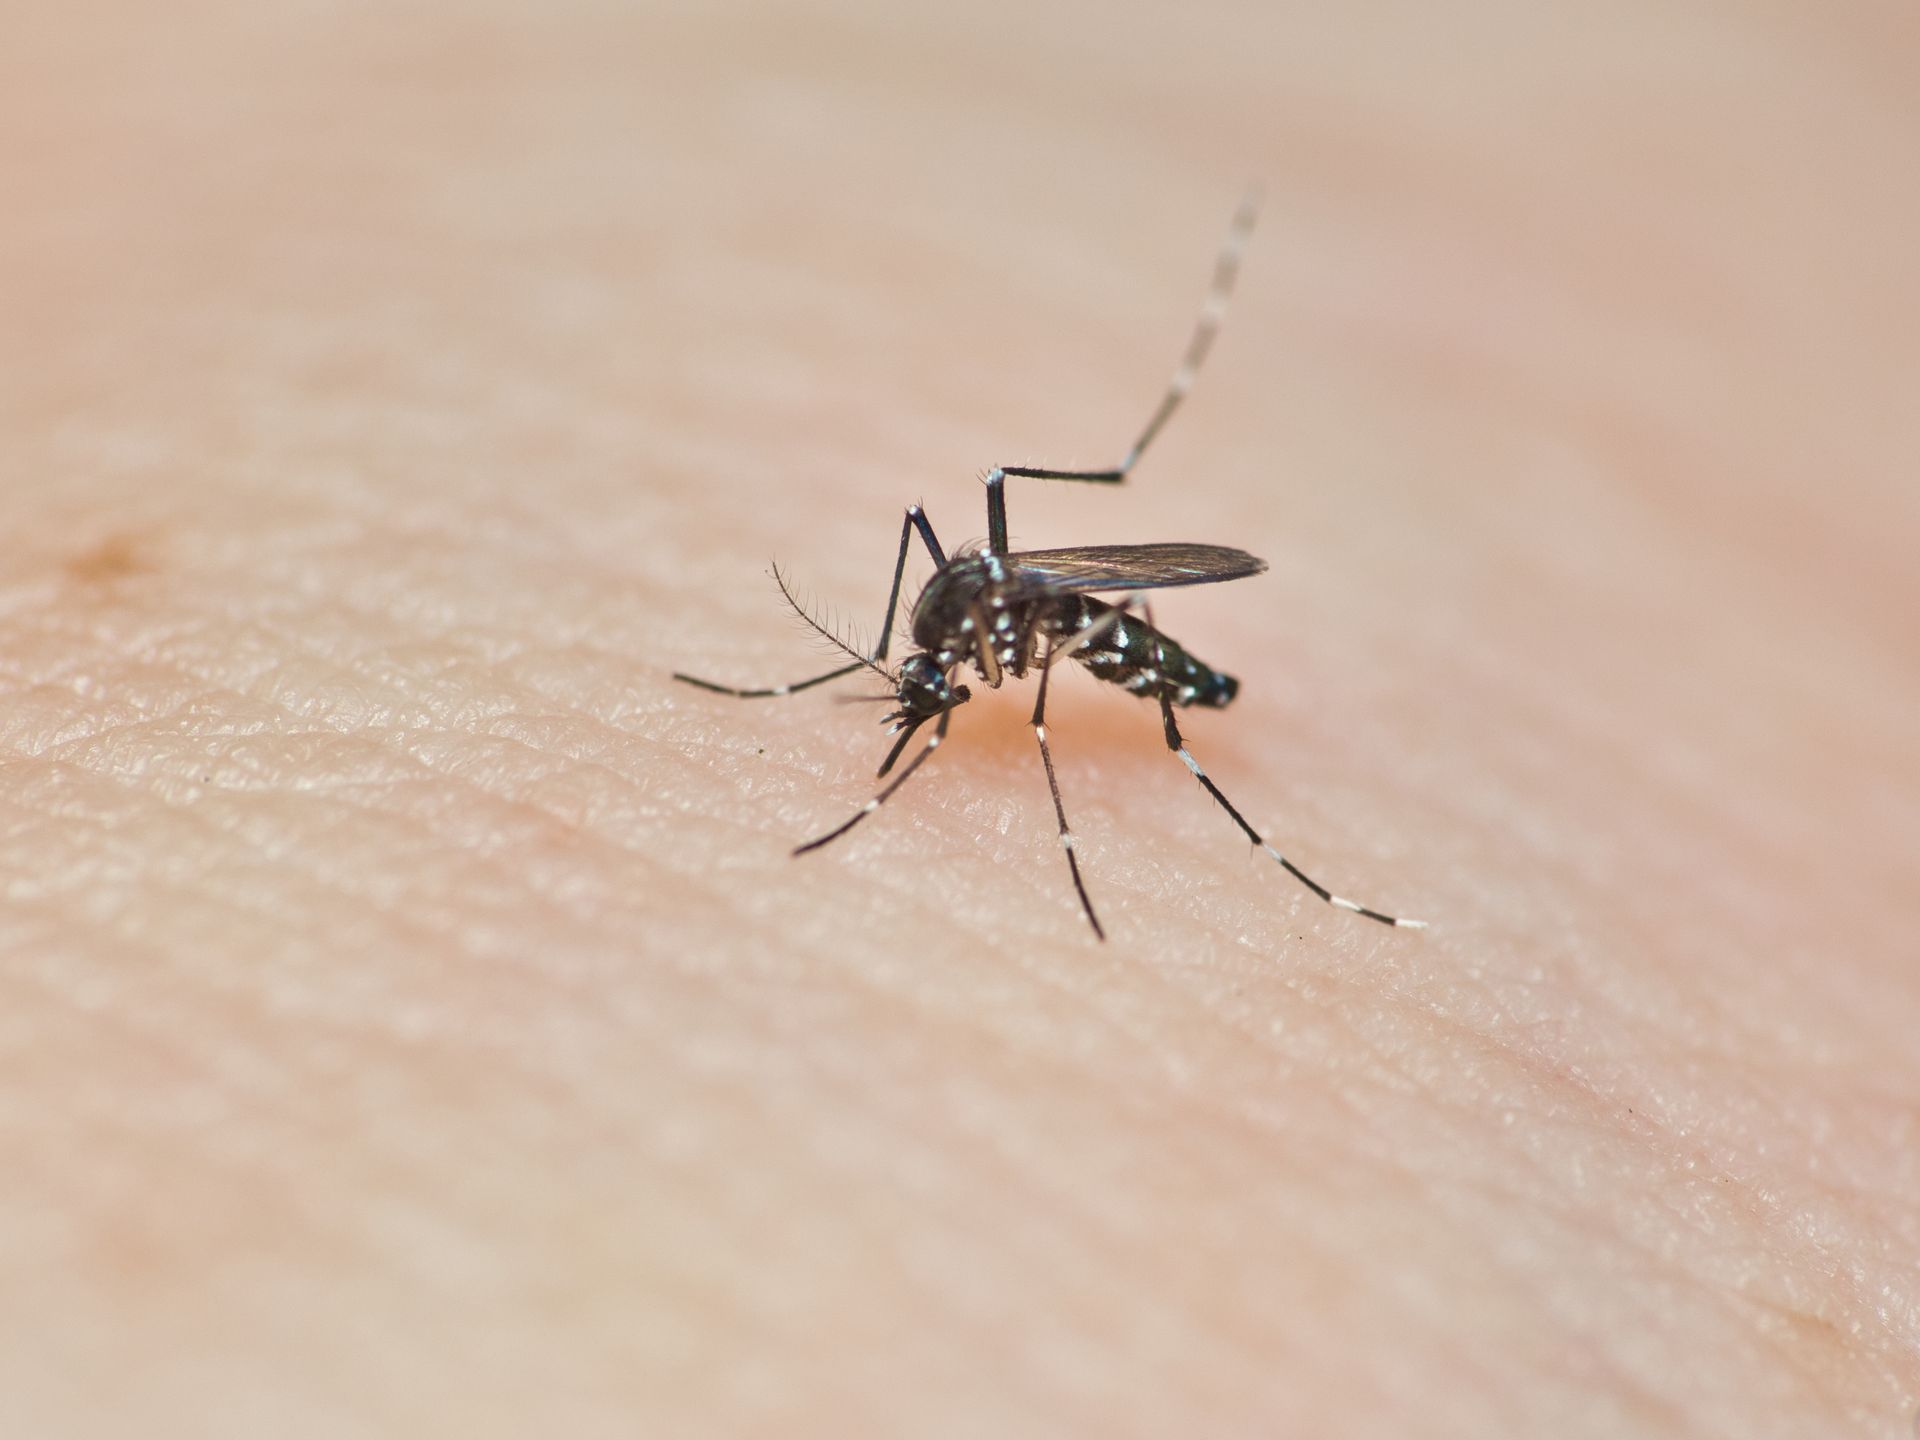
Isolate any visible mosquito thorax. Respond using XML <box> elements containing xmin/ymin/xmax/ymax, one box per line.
<box><xmin>910</xmin><ymin>550</ymin><xmax>1029</xmax><ymax>683</ymax></box>
<box><xmin>909</xmin><ymin>554</ymin><xmax>997</xmax><ymax>654</ymax></box>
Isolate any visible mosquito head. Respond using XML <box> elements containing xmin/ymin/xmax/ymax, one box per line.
<box><xmin>891</xmin><ymin>653</ymin><xmax>970</xmax><ymax>724</ymax></box>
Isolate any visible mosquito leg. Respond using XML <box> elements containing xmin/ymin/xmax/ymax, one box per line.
<box><xmin>793</xmin><ymin>706</ymin><xmax>953</xmax><ymax>856</ymax></box>
<box><xmin>887</xmin><ymin>505</ymin><xmax>948</xmax><ymax>654</ymax></box>
<box><xmin>984</xmin><ymin>191</ymin><xmax>1259</xmax><ymax>553</ymax></box>
<box><xmin>1157</xmin><ymin>693</ymin><xmax>1426</xmax><ymax>929</ymax></box>
<box><xmin>873</xmin><ymin>716</ymin><xmax>921</xmax><ymax>779</ymax></box>
<box><xmin>1029</xmin><ymin>638</ymin><xmax>1105</xmax><ymax>940</ymax></box>
<box><xmin>673</xmin><ymin>504</ymin><xmax>949</xmax><ymax>696</ymax></box>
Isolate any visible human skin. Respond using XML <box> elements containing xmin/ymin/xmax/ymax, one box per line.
<box><xmin>3</xmin><ymin>0</ymin><xmax>1918</xmax><ymax>1435</ymax></box>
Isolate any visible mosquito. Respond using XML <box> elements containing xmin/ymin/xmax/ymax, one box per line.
<box><xmin>674</xmin><ymin>194</ymin><xmax>1425</xmax><ymax>939</ymax></box>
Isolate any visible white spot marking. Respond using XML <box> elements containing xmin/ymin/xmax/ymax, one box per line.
<box><xmin>1179</xmin><ymin>748</ymin><xmax>1206</xmax><ymax>780</ymax></box>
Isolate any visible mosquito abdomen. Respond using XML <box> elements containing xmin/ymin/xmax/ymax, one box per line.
<box><xmin>1050</xmin><ymin>597</ymin><xmax>1239</xmax><ymax>709</ymax></box>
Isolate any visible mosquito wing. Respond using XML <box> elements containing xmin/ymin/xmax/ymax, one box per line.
<box><xmin>1002</xmin><ymin>542</ymin><xmax>1268</xmax><ymax>596</ymax></box>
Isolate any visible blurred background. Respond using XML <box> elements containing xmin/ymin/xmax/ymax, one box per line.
<box><xmin>4</xmin><ymin>0</ymin><xmax>1917</xmax><ymax>1435</ymax></box>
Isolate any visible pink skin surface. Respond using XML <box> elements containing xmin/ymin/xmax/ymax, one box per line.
<box><xmin>3</xmin><ymin>1</ymin><xmax>1917</xmax><ymax>1435</ymax></box>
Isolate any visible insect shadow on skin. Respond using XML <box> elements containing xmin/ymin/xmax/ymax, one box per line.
<box><xmin>675</xmin><ymin>192</ymin><xmax>1425</xmax><ymax>940</ymax></box>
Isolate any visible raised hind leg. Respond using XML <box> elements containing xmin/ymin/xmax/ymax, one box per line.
<box><xmin>983</xmin><ymin>192</ymin><xmax>1260</xmax><ymax>553</ymax></box>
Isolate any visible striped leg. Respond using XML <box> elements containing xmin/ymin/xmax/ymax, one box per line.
<box><xmin>792</xmin><ymin>706</ymin><xmax>953</xmax><ymax>856</ymax></box>
<box><xmin>984</xmin><ymin>191</ymin><xmax>1260</xmax><ymax>553</ymax></box>
<box><xmin>1156</xmin><ymin>694</ymin><xmax>1426</xmax><ymax>929</ymax></box>
<box><xmin>1030</xmin><ymin>637</ymin><xmax>1105</xmax><ymax>940</ymax></box>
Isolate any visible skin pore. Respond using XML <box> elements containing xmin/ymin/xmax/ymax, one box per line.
<box><xmin>3</xmin><ymin>1</ymin><xmax>1917</xmax><ymax>1435</ymax></box>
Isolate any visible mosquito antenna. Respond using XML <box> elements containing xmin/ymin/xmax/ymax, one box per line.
<box><xmin>770</xmin><ymin>562</ymin><xmax>894</xmax><ymax>686</ymax></box>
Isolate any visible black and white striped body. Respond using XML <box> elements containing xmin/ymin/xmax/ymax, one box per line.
<box><xmin>911</xmin><ymin>553</ymin><xmax>1238</xmax><ymax>710</ymax></box>
<box><xmin>1043</xmin><ymin>595</ymin><xmax>1238</xmax><ymax>709</ymax></box>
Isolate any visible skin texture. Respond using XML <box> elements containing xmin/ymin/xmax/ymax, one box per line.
<box><xmin>3</xmin><ymin>1</ymin><xmax>1918</xmax><ymax>1435</ymax></box>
